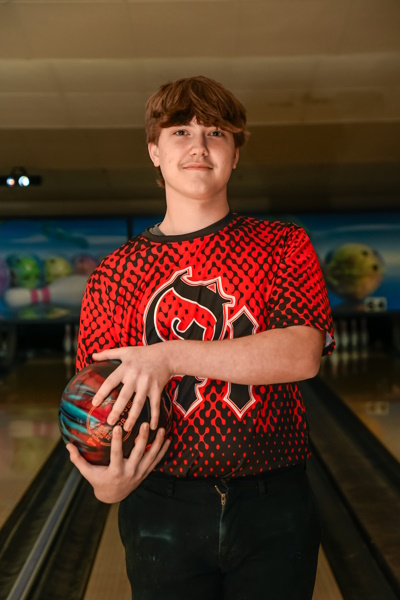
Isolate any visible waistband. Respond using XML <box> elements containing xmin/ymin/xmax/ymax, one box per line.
<box><xmin>145</xmin><ymin>463</ymin><xmax>306</xmax><ymax>497</ymax></box>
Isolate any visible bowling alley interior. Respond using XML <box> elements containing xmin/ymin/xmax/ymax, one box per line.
<box><xmin>1</xmin><ymin>1</ymin><xmax>400</xmax><ymax>599</ymax></box>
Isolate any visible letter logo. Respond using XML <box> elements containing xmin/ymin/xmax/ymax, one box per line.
<box><xmin>144</xmin><ymin>268</ymin><xmax>258</xmax><ymax>420</ymax></box>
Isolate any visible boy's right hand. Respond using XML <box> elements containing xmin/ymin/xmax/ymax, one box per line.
<box><xmin>67</xmin><ymin>422</ymin><xmax>171</xmax><ymax>503</ymax></box>
<box><xmin>91</xmin><ymin>344</ymin><xmax>175</xmax><ymax>433</ymax></box>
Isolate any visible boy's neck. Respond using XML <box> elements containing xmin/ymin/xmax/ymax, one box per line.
<box><xmin>159</xmin><ymin>199</ymin><xmax>230</xmax><ymax>236</ymax></box>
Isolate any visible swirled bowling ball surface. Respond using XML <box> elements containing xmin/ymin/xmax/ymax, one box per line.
<box><xmin>59</xmin><ymin>360</ymin><xmax>173</xmax><ymax>465</ymax></box>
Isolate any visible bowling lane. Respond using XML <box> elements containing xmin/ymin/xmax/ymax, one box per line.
<box><xmin>0</xmin><ymin>353</ymin><xmax>71</xmax><ymax>527</ymax></box>
<box><xmin>319</xmin><ymin>349</ymin><xmax>400</xmax><ymax>463</ymax></box>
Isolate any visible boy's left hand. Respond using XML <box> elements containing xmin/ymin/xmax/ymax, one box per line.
<box><xmin>67</xmin><ymin>423</ymin><xmax>171</xmax><ymax>503</ymax></box>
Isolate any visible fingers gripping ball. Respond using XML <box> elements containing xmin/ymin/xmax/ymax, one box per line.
<box><xmin>59</xmin><ymin>360</ymin><xmax>173</xmax><ymax>465</ymax></box>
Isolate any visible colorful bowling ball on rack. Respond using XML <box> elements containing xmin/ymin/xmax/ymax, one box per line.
<box><xmin>72</xmin><ymin>253</ymin><xmax>98</xmax><ymax>276</ymax></box>
<box><xmin>45</xmin><ymin>256</ymin><xmax>73</xmax><ymax>283</ymax></box>
<box><xmin>7</xmin><ymin>254</ymin><xmax>43</xmax><ymax>289</ymax></box>
<box><xmin>59</xmin><ymin>360</ymin><xmax>173</xmax><ymax>466</ymax></box>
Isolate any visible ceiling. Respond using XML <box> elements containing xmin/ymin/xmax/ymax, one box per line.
<box><xmin>0</xmin><ymin>0</ymin><xmax>399</xmax><ymax>216</ymax></box>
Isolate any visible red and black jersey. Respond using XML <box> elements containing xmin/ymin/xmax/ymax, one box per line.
<box><xmin>77</xmin><ymin>212</ymin><xmax>334</xmax><ymax>478</ymax></box>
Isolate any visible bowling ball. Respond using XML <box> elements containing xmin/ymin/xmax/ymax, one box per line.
<box><xmin>7</xmin><ymin>254</ymin><xmax>43</xmax><ymax>289</ymax></box>
<box><xmin>45</xmin><ymin>256</ymin><xmax>73</xmax><ymax>283</ymax></box>
<box><xmin>73</xmin><ymin>253</ymin><xmax>98</xmax><ymax>276</ymax></box>
<box><xmin>323</xmin><ymin>243</ymin><xmax>384</xmax><ymax>301</ymax></box>
<box><xmin>59</xmin><ymin>360</ymin><xmax>173</xmax><ymax>465</ymax></box>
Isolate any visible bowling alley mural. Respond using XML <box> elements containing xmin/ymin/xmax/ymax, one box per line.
<box><xmin>270</xmin><ymin>211</ymin><xmax>400</xmax><ymax>314</ymax></box>
<box><xmin>0</xmin><ymin>219</ymin><xmax>127</xmax><ymax>321</ymax></box>
<box><xmin>0</xmin><ymin>213</ymin><xmax>399</xmax><ymax>322</ymax></box>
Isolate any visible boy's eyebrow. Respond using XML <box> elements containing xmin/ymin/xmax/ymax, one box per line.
<box><xmin>171</xmin><ymin>122</ymin><xmax>223</xmax><ymax>129</ymax></box>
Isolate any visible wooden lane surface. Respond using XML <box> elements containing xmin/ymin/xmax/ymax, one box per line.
<box><xmin>0</xmin><ymin>354</ymin><xmax>71</xmax><ymax>527</ymax></box>
<box><xmin>320</xmin><ymin>351</ymin><xmax>400</xmax><ymax>463</ymax></box>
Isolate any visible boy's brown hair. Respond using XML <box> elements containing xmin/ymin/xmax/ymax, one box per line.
<box><xmin>145</xmin><ymin>75</ymin><xmax>249</xmax><ymax>187</ymax></box>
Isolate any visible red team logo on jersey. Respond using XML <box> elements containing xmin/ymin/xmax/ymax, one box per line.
<box><xmin>143</xmin><ymin>267</ymin><xmax>259</xmax><ymax>420</ymax></box>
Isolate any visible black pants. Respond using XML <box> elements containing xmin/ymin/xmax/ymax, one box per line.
<box><xmin>119</xmin><ymin>464</ymin><xmax>321</xmax><ymax>600</ymax></box>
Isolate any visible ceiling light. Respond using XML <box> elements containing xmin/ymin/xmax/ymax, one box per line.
<box><xmin>0</xmin><ymin>167</ymin><xmax>42</xmax><ymax>188</ymax></box>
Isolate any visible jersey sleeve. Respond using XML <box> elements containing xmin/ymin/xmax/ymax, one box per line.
<box><xmin>266</xmin><ymin>224</ymin><xmax>335</xmax><ymax>355</ymax></box>
<box><xmin>75</xmin><ymin>267</ymin><xmax>118</xmax><ymax>371</ymax></box>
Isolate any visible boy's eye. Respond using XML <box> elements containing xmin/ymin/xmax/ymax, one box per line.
<box><xmin>210</xmin><ymin>130</ymin><xmax>223</xmax><ymax>137</ymax></box>
<box><xmin>174</xmin><ymin>129</ymin><xmax>187</xmax><ymax>136</ymax></box>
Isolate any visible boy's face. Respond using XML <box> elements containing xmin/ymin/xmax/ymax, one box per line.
<box><xmin>148</xmin><ymin>118</ymin><xmax>239</xmax><ymax>203</ymax></box>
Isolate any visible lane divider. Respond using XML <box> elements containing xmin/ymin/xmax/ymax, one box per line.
<box><xmin>5</xmin><ymin>468</ymin><xmax>81</xmax><ymax>600</ymax></box>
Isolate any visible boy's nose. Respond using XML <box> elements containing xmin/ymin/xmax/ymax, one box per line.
<box><xmin>189</xmin><ymin>135</ymin><xmax>209</xmax><ymax>156</ymax></box>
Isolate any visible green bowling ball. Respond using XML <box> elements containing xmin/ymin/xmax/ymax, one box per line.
<box><xmin>7</xmin><ymin>254</ymin><xmax>43</xmax><ymax>289</ymax></box>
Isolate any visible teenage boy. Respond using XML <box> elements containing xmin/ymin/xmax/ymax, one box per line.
<box><xmin>68</xmin><ymin>76</ymin><xmax>334</xmax><ymax>600</ymax></box>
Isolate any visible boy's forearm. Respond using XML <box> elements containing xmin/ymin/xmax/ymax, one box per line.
<box><xmin>166</xmin><ymin>326</ymin><xmax>325</xmax><ymax>386</ymax></box>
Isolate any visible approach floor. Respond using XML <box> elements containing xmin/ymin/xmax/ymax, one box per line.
<box><xmin>0</xmin><ymin>353</ymin><xmax>72</xmax><ymax>528</ymax></box>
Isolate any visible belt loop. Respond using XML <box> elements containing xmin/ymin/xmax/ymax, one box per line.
<box><xmin>167</xmin><ymin>479</ymin><xmax>175</xmax><ymax>497</ymax></box>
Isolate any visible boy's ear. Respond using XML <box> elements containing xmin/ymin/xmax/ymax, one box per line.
<box><xmin>232</xmin><ymin>148</ymin><xmax>239</xmax><ymax>170</ymax></box>
<box><xmin>148</xmin><ymin>142</ymin><xmax>160</xmax><ymax>167</ymax></box>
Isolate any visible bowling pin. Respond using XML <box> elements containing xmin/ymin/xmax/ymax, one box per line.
<box><xmin>64</xmin><ymin>354</ymin><xmax>73</xmax><ymax>379</ymax></box>
<box><xmin>350</xmin><ymin>318</ymin><xmax>360</xmax><ymax>369</ymax></box>
<box><xmin>360</xmin><ymin>317</ymin><xmax>369</xmax><ymax>360</ymax></box>
<box><xmin>0</xmin><ymin>329</ymin><xmax>6</xmax><ymax>359</ymax></box>
<box><xmin>350</xmin><ymin>319</ymin><xmax>358</xmax><ymax>351</ymax></box>
<box><xmin>340</xmin><ymin>319</ymin><xmax>350</xmax><ymax>352</ymax></box>
<box><xmin>329</xmin><ymin>346</ymin><xmax>339</xmax><ymax>377</ymax></box>
<box><xmin>63</xmin><ymin>324</ymin><xmax>73</xmax><ymax>355</ymax></box>
<box><xmin>327</xmin><ymin>322</ymin><xmax>339</xmax><ymax>377</ymax></box>
<box><xmin>4</xmin><ymin>275</ymin><xmax>87</xmax><ymax>309</ymax></box>
<box><xmin>360</xmin><ymin>317</ymin><xmax>369</xmax><ymax>348</ymax></box>
<box><xmin>73</xmin><ymin>324</ymin><xmax>79</xmax><ymax>354</ymax></box>
<box><xmin>339</xmin><ymin>319</ymin><xmax>350</xmax><ymax>375</ymax></box>
<box><xmin>333</xmin><ymin>321</ymin><xmax>340</xmax><ymax>352</ymax></box>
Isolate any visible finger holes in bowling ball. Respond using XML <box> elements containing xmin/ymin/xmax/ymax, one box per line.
<box><xmin>59</xmin><ymin>360</ymin><xmax>173</xmax><ymax>465</ymax></box>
